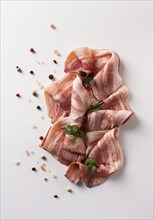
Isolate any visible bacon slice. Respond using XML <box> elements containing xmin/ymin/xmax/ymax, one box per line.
<box><xmin>65</xmin><ymin>48</ymin><xmax>123</xmax><ymax>100</ymax></box>
<box><xmin>65</xmin><ymin>127</ymin><xmax>123</xmax><ymax>187</ymax></box>
<box><xmin>87</xmin><ymin>110</ymin><xmax>133</xmax><ymax>131</ymax></box>
<box><xmin>44</xmin><ymin>72</ymin><xmax>76</xmax><ymax>123</ymax></box>
<box><xmin>102</xmin><ymin>85</ymin><xmax>133</xmax><ymax>111</ymax></box>
<box><xmin>40</xmin><ymin>117</ymin><xmax>85</xmax><ymax>166</ymax></box>
<box><xmin>70</xmin><ymin>75</ymin><xmax>95</xmax><ymax>120</ymax></box>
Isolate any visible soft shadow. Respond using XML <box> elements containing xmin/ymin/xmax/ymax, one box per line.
<box><xmin>110</xmin><ymin>115</ymin><xmax>140</xmax><ymax>181</ymax></box>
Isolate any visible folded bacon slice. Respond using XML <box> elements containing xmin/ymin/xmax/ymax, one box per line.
<box><xmin>87</xmin><ymin>110</ymin><xmax>133</xmax><ymax>131</ymax></box>
<box><xmin>65</xmin><ymin>127</ymin><xmax>123</xmax><ymax>187</ymax></box>
<box><xmin>40</xmin><ymin>117</ymin><xmax>86</xmax><ymax>166</ymax></box>
<box><xmin>65</xmin><ymin>47</ymin><xmax>123</xmax><ymax>100</ymax></box>
<box><xmin>44</xmin><ymin>72</ymin><xmax>76</xmax><ymax>123</ymax></box>
<box><xmin>70</xmin><ymin>75</ymin><xmax>96</xmax><ymax>120</ymax></box>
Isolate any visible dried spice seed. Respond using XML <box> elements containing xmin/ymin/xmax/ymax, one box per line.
<box><xmin>16</xmin><ymin>66</ymin><xmax>22</xmax><ymax>72</ymax></box>
<box><xmin>30</xmin><ymin>70</ymin><xmax>34</xmax><ymax>75</ymax></box>
<box><xmin>16</xmin><ymin>93</ymin><xmax>21</xmax><ymax>97</ymax></box>
<box><xmin>30</xmin><ymin>48</ymin><xmax>35</xmax><ymax>53</ymax></box>
<box><xmin>37</xmin><ymin>106</ymin><xmax>41</xmax><ymax>110</ymax></box>
<box><xmin>32</xmin><ymin>91</ymin><xmax>38</xmax><ymax>97</ymax></box>
<box><xmin>67</xmin><ymin>188</ymin><xmax>73</xmax><ymax>193</ymax></box>
<box><xmin>50</xmin><ymin>24</ymin><xmax>56</xmax><ymax>29</ymax></box>
<box><xmin>44</xmin><ymin>178</ymin><xmax>48</xmax><ymax>182</ymax></box>
<box><xmin>41</xmin><ymin>156</ymin><xmax>47</xmax><ymax>160</ymax></box>
<box><xmin>48</xmin><ymin>74</ymin><xmax>54</xmax><ymax>80</ymax></box>
<box><xmin>53</xmin><ymin>195</ymin><xmax>58</xmax><ymax>198</ymax></box>
<box><xmin>32</xmin><ymin>167</ymin><xmax>37</xmax><ymax>171</ymax></box>
<box><xmin>39</xmin><ymin>136</ymin><xmax>44</xmax><ymax>140</ymax></box>
<box><xmin>40</xmin><ymin>164</ymin><xmax>46</xmax><ymax>172</ymax></box>
<box><xmin>53</xmin><ymin>60</ymin><xmax>57</xmax><ymax>64</ymax></box>
<box><xmin>54</xmin><ymin>49</ymin><xmax>60</xmax><ymax>56</ymax></box>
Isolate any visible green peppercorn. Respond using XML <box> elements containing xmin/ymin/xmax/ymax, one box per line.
<box><xmin>41</xmin><ymin>155</ymin><xmax>47</xmax><ymax>160</ymax></box>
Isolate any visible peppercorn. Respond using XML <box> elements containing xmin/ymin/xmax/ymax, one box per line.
<box><xmin>30</xmin><ymin>48</ymin><xmax>35</xmax><ymax>53</ymax></box>
<box><xmin>30</xmin><ymin>70</ymin><xmax>34</xmax><ymax>74</ymax></box>
<box><xmin>32</xmin><ymin>167</ymin><xmax>37</xmax><ymax>172</ymax></box>
<box><xmin>44</xmin><ymin>178</ymin><xmax>48</xmax><ymax>182</ymax></box>
<box><xmin>53</xmin><ymin>195</ymin><xmax>58</xmax><ymax>198</ymax></box>
<box><xmin>67</xmin><ymin>188</ymin><xmax>73</xmax><ymax>193</ymax></box>
<box><xmin>16</xmin><ymin>93</ymin><xmax>21</xmax><ymax>97</ymax></box>
<box><xmin>41</xmin><ymin>155</ymin><xmax>47</xmax><ymax>160</ymax></box>
<box><xmin>32</xmin><ymin>91</ymin><xmax>38</xmax><ymax>97</ymax></box>
<box><xmin>36</xmin><ymin>106</ymin><xmax>41</xmax><ymax>110</ymax></box>
<box><xmin>53</xmin><ymin>60</ymin><xmax>57</xmax><ymax>64</ymax></box>
<box><xmin>16</xmin><ymin>66</ymin><xmax>22</xmax><ymax>72</ymax></box>
<box><xmin>39</xmin><ymin>136</ymin><xmax>44</xmax><ymax>140</ymax></box>
<box><xmin>48</xmin><ymin>74</ymin><xmax>54</xmax><ymax>80</ymax></box>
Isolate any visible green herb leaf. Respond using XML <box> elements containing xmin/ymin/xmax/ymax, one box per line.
<box><xmin>65</xmin><ymin>125</ymin><xmax>73</xmax><ymax>134</ymax></box>
<box><xmin>85</xmin><ymin>100</ymin><xmax>104</xmax><ymax>115</ymax></box>
<box><xmin>72</xmin><ymin>136</ymin><xmax>77</xmax><ymax>143</ymax></box>
<box><xmin>84</xmin><ymin>157</ymin><xmax>96</xmax><ymax>165</ymax></box>
<box><xmin>72</xmin><ymin>126</ymin><xmax>78</xmax><ymax>134</ymax></box>
<box><xmin>65</xmin><ymin>124</ymin><xmax>85</xmax><ymax>143</ymax></box>
<box><xmin>91</xmin><ymin>166</ymin><xmax>97</xmax><ymax>171</ymax></box>
<box><xmin>78</xmin><ymin>129</ymin><xmax>85</xmax><ymax>138</ymax></box>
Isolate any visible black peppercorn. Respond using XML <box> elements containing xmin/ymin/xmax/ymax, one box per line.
<box><xmin>48</xmin><ymin>74</ymin><xmax>54</xmax><ymax>80</ymax></box>
<box><xmin>32</xmin><ymin>167</ymin><xmax>37</xmax><ymax>172</ymax></box>
<box><xmin>53</xmin><ymin>195</ymin><xmax>58</xmax><ymax>198</ymax></box>
<box><xmin>36</xmin><ymin>106</ymin><xmax>41</xmax><ymax>110</ymax></box>
<box><xmin>30</xmin><ymin>70</ymin><xmax>34</xmax><ymax>74</ymax></box>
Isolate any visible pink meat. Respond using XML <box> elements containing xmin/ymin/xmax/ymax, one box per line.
<box><xmin>65</xmin><ymin>127</ymin><xmax>123</xmax><ymax>187</ymax></box>
<box><xmin>65</xmin><ymin>48</ymin><xmax>123</xmax><ymax>100</ymax></box>
<box><xmin>44</xmin><ymin>72</ymin><xmax>76</xmax><ymax>123</ymax></box>
<box><xmin>40</xmin><ymin>117</ymin><xmax>86</xmax><ymax>166</ymax></box>
<box><xmin>87</xmin><ymin>110</ymin><xmax>133</xmax><ymax>131</ymax></box>
<box><xmin>70</xmin><ymin>75</ymin><xmax>96</xmax><ymax>120</ymax></box>
<box><xmin>42</xmin><ymin>47</ymin><xmax>134</xmax><ymax>188</ymax></box>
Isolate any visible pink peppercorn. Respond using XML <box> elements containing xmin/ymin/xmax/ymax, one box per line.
<box><xmin>39</xmin><ymin>136</ymin><xmax>44</xmax><ymax>140</ymax></box>
<box><xmin>30</xmin><ymin>48</ymin><xmax>35</xmax><ymax>53</ymax></box>
<box><xmin>16</xmin><ymin>93</ymin><xmax>21</xmax><ymax>97</ymax></box>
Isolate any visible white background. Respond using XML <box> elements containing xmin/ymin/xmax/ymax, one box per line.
<box><xmin>1</xmin><ymin>1</ymin><xmax>153</xmax><ymax>220</ymax></box>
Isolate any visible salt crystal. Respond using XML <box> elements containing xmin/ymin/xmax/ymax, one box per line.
<box><xmin>52</xmin><ymin>175</ymin><xmax>57</xmax><ymax>179</ymax></box>
<box><xmin>25</xmin><ymin>150</ymin><xmax>30</xmax><ymax>156</ymax></box>
<box><xmin>41</xmin><ymin>116</ymin><xmax>44</xmax><ymax>120</ymax></box>
<box><xmin>15</xmin><ymin>160</ymin><xmax>20</xmax><ymax>165</ymax></box>
<box><xmin>40</xmin><ymin>85</ymin><xmax>45</xmax><ymax>90</ymax></box>
<box><xmin>31</xmin><ymin>124</ymin><xmax>37</xmax><ymax>129</ymax></box>
<box><xmin>36</xmin><ymin>80</ymin><xmax>41</xmax><ymax>86</ymax></box>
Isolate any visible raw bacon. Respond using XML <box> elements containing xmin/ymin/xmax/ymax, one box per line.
<box><xmin>41</xmin><ymin>47</ymin><xmax>134</xmax><ymax>188</ymax></box>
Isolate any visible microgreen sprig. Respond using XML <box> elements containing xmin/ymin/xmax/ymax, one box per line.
<box><xmin>84</xmin><ymin>157</ymin><xmax>97</xmax><ymax>171</ymax></box>
<box><xmin>65</xmin><ymin>125</ymin><xmax>85</xmax><ymax>143</ymax></box>
<box><xmin>85</xmin><ymin>100</ymin><xmax>104</xmax><ymax>115</ymax></box>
